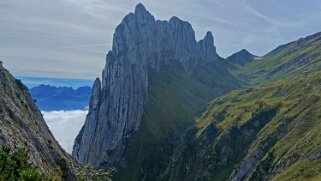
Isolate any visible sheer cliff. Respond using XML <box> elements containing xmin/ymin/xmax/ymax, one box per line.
<box><xmin>73</xmin><ymin>3</ymin><xmax>240</xmax><ymax>179</ymax></box>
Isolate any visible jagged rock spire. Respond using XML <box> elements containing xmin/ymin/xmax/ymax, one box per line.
<box><xmin>198</xmin><ymin>31</ymin><xmax>218</xmax><ymax>62</ymax></box>
<box><xmin>73</xmin><ymin>3</ymin><xmax>221</xmax><ymax>168</ymax></box>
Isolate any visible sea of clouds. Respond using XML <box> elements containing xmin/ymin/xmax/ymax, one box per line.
<box><xmin>42</xmin><ymin>110</ymin><xmax>87</xmax><ymax>154</ymax></box>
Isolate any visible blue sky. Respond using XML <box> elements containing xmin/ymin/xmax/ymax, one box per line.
<box><xmin>1</xmin><ymin>0</ymin><xmax>321</xmax><ymax>80</ymax></box>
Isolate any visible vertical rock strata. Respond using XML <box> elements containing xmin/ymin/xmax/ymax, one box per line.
<box><xmin>73</xmin><ymin>3</ymin><xmax>225</xmax><ymax>168</ymax></box>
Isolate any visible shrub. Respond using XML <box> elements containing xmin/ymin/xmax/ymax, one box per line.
<box><xmin>0</xmin><ymin>145</ymin><xmax>40</xmax><ymax>180</ymax></box>
<box><xmin>20</xmin><ymin>168</ymin><xmax>40</xmax><ymax>181</ymax></box>
<box><xmin>77</xmin><ymin>164</ymin><xmax>115</xmax><ymax>181</ymax></box>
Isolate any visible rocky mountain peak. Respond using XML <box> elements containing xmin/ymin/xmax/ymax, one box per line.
<box><xmin>204</xmin><ymin>31</ymin><xmax>214</xmax><ymax>44</ymax></box>
<box><xmin>73</xmin><ymin>3</ymin><xmax>224</xmax><ymax>168</ymax></box>
<box><xmin>237</xmin><ymin>49</ymin><xmax>255</xmax><ymax>57</ymax></box>
<box><xmin>198</xmin><ymin>31</ymin><xmax>217</xmax><ymax>62</ymax></box>
<box><xmin>240</xmin><ymin>48</ymin><xmax>250</xmax><ymax>53</ymax></box>
<box><xmin>133</xmin><ymin>3</ymin><xmax>155</xmax><ymax>23</ymax></box>
<box><xmin>134</xmin><ymin>3</ymin><xmax>147</xmax><ymax>14</ymax></box>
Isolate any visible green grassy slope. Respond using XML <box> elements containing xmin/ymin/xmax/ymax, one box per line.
<box><xmin>164</xmin><ymin>71</ymin><xmax>321</xmax><ymax>180</ymax></box>
<box><xmin>115</xmin><ymin>59</ymin><xmax>240</xmax><ymax>180</ymax></box>
<box><xmin>232</xmin><ymin>32</ymin><xmax>321</xmax><ymax>86</ymax></box>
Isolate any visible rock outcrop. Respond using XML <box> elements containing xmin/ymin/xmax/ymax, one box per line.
<box><xmin>0</xmin><ymin>62</ymin><xmax>78</xmax><ymax>179</ymax></box>
<box><xmin>73</xmin><ymin>3</ymin><xmax>238</xmax><ymax>171</ymax></box>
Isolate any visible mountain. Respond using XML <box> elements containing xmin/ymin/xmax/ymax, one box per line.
<box><xmin>30</xmin><ymin>84</ymin><xmax>91</xmax><ymax>111</ymax></box>
<box><xmin>164</xmin><ymin>71</ymin><xmax>321</xmax><ymax>180</ymax></box>
<box><xmin>71</xmin><ymin>3</ymin><xmax>321</xmax><ymax>181</ymax></box>
<box><xmin>161</xmin><ymin>32</ymin><xmax>321</xmax><ymax>180</ymax></box>
<box><xmin>226</xmin><ymin>49</ymin><xmax>257</xmax><ymax>66</ymax></box>
<box><xmin>17</xmin><ymin>76</ymin><xmax>93</xmax><ymax>90</ymax></box>
<box><xmin>232</xmin><ymin>32</ymin><xmax>321</xmax><ymax>85</ymax></box>
<box><xmin>0</xmin><ymin>62</ymin><xmax>78</xmax><ymax>179</ymax></box>
<box><xmin>73</xmin><ymin>3</ymin><xmax>240</xmax><ymax>180</ymax></box>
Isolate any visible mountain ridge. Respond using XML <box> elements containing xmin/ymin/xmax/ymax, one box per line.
<box><xmin>0</xmin><ymin>63</ymin><xmax>79</xmax><ymax>179</ymax></box>
<box><xmin>73</xmin><ymin>3</ymin><xmax>240</xmax><ymax>179</ymax></box>
<box><xmin>226</xmin><ymin>49</ymin><xmax>257</xmax><ymax>66</ymax></box>
<box><xmin>73</xmin><ymin>3</ymin><xmax>321</xmax><ymax>181</ymax></box>
<box><xmin>161</xmin><ymin>30</ymin><xmax>321</xmax><ymax>180</ymax></box>
<box><xmin>231</xmin><ymin>31</ymin><xmax>321</xmax><ymax>85</ymax></box>
<box><xmin>164</xmin><ymin>71</ymin><xmax>321</xmax><ymax>180</ymax></box>
<box><xmin>30</xmin><ymin>84</ymin><xmax>91</xmax><ymax>111</ymax></box>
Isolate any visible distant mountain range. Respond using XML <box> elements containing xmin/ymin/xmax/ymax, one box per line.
<box><xmin>30</xmin><ymin>84</ymin><xmax>91</xmax><ymax>111</ymax></box>
<box><xmin>18</xmin><ymin>76</ymin><xmax>93</xmax><ymax>89</ymax></box>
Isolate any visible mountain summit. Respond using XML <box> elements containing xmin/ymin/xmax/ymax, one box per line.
<box><xmin>134</xmin><ymin>3</ymin><xmax>148</xmax><ymax>14</ymax></box>
<box><xmin>227</xmin><ymin>49</ymin><xmax>257</xmax><ymax>66</ymax></box>
<box><xmin>73</xmin><ymin>3</ymin><xmax>239</xmax><ymax>179</ymax></box>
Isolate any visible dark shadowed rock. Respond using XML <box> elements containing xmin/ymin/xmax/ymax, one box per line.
<box><xmin>227</xmin><ymin>49</ymin><xmax>257</xmax><ymax>66</ymax></box>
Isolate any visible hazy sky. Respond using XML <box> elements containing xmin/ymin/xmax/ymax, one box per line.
<box><xmin>1</xmin><ymin>0</ymin><xmax>321</xmax><ymax>79</ymax></box>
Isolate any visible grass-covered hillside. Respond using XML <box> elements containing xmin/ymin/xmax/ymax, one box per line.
<box><xmin>164</xmin><ymin>71</ymin><xmax>321</xmax><ymax>181</ymax></box>
<box><xmin>232</xmin><ymin>32</ymin><xmax>321</xmax><ymax>86</ymax></box>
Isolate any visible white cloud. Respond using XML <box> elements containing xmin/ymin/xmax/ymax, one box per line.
<box><xmin>2</xmin><ymin>0</ymin><xmax>321</xmax><ymax>78</ymax></box>
<box><xmin>42</xmin><ymin>110</ymin><xmax>87</xmax><ymax>154</ymax></box>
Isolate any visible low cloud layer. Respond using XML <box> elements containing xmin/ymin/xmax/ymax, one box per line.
<box><xmin>42</xmin><ymin>110</ymin><xmax>87</xmax><ymax>154</ymax></box>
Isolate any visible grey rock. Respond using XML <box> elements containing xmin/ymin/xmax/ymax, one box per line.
<box><xmin>0</xmin><ymin>64</ymin><xmax>78</xmax><ymax>179</ymax></box>
<box><xmin>73</xmin><ymin>3</ymin><xmax>221</xmax><ymax>168</ymax></box>
<box><xmin>231</xmin><ymin>149</ymin><xmax>263</xmax><ymax>181</ymax></box>
<box><xmin>274</xmin><ymin>155</ymin><xmax>299</xmax><ymax>174</ymax></box>
<box><xmin>309</xmin><ymin>150</ymin><xmax>321</xmax><ymax>160</ymax></box>
<box><xmin>198</xmin><ymin>31</ymin><xmax>218</xmax><ymax>63</ymax></box>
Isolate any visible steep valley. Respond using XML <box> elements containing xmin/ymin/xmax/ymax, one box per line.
<box><xmin>2</xmin><ymin>2</ymin><xmax>321</xmax><ymax>181</ymax></box>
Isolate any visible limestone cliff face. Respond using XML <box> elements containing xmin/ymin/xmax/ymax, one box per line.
<box><xmin>0</xmin><ymin>62</ymin><xmax>78</xmax><ymax>180</ymax></box>
<box><xmin>73</xmin><ymin>3</ymin><xmax>227</xmax><ymax>169</ymax></box>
